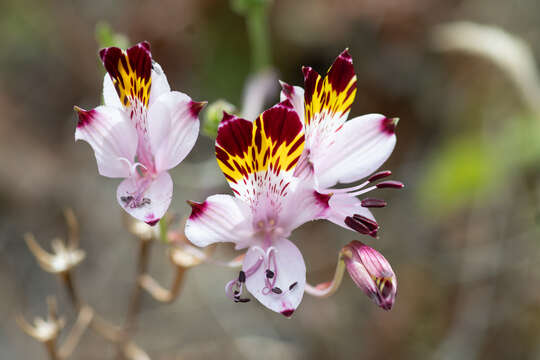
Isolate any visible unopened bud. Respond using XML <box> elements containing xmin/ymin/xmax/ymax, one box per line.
<box><xmin>203</xmin><ymin>100</ymin><xmax>237</xmax><ymax>138</ymax></box>
<box><xmin>342</xmin><ymin>241</ymin><xmax>397</xmax><ymax>310</ymax></box>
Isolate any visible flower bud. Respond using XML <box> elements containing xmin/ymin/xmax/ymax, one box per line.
<box><xmin>203</xmin><ymin>100</ymin><xmax>237</xmax><ymax>138</ymax></box>
<box><xmin>342</xmin><ymin>241</ymin><xmax>397</xmax><ymax>310</ymax></box>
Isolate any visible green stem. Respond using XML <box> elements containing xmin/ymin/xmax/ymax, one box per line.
<box><xmin>245</xmin><ymin>3</ymin><xmax>271</xmax><ymax>71</ymax></box>
<box><xmin>159</xmin><ymin>217</ymin><xmax>168</xmax><ymax>243</ymax></box>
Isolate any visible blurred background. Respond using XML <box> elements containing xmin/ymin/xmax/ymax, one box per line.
<box><xmin>2</xmin><ymin>0</ymin><xmax>540</xmax><ymax>359</ymax></box>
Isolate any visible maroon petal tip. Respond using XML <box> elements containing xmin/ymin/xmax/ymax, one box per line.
<box><xmin>281</xmin><ymin>309</ymin><xmax>295</xmax><ymax>318</ymax></box>
<box><xmin>145</xmin><ymin>219</ymin><xmax>160</xmax><ymax>226</ymax></box>
<box><xmin>74</xmin><ymin>106</ymin><xmax>94</xmax><ymax>128</ymax></box>
<box><xmin>279</xmin><ymin>80</ymin><xmax>294</xmax><ymax>96</ymax></box>
<box><xmin>339</xmin><ymin>48</ymin><xmax>352</xmax><ymax>60</ymax></box>
<box><xmin>189</xmin><ymin>100</ymin><xmax>207</xmax><ymax>117</ymax></box>
<box><xmin>138</xmin><ymin>41</ymin><xmax>151</xmax><ymax>51</ymax></box>
<box><xmin>381</xmin><ymin>117</ymin><xmax>399</xmax><ymax>135</ymax></box>
<box><xmin>187</xmin><ymin>200</ymin><xmax>207</xmax><ymax>219</ymax></box>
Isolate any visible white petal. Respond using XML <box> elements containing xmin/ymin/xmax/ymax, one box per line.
<box><xmin>184</xmin><ymin>194</ymin><xmax>254</xmax><ymax>249</ymax></box>
<box><xmin>103</xmin><ymin>74</ymin><xmax>123</xmax><ymax>108</ymax></box>
<box><xmin>75</xmin><ymin>106</ymin><xmax>137</xmax><ymax>178</ymax></box>
<box><xmin>244</xmin><ymin>238</ymin><xmax>305</xmax><ymax>317</ymax></box>
<box><xmin>314</xmin><ymin>114</ymin><xmax>397</xmax><ymax>189</ymax></box>
<box><xmin>279</xmin><ymin>81</ymin><xmax>305</xmax><ymax>124</ymax></box>
<box><xmin>278</xmin><ymin>180</ymin><xmax>329</xmax><ymax>234</ymax></box>
<box><xmin>147</xmin><ymin>91</ymin><xmax>201</xmax><ymax>172</ymax></box>
<box><xmin>148</xmin><ymin>62</ymin><xmax>171</xmax><ymax>106</ymax></box>
<box><xmin>116</xmin><ymin>171</ymin><xmax>173</xmax><ymax>225</ymax></box>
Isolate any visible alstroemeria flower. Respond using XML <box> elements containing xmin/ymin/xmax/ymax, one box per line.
<box><xmin>280</xmin><ymin>50</ymin><xmax>403</xmax><ymax>237</ymax></box>
<box><xmin>75</xmin><ymin>41</ymin><xmax>204</xmax><ymax>225</ymax></box>
<box><xmin>185</xmin><ymin>100</ymin><xmax>331</xmax><ymax>317</ymax></box>
<box><xmin>342</xmin><ymin>241</ymin><xmax>397</xmax><ymax>310</ymax></box>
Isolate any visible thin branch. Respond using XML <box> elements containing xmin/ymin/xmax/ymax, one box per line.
<box><xmin>63</xmin><ymin>208</ymin><xmax>79</xmax><ymax>249</ymax></box>
<box><xmin>139</xmin><ymin>265</ymin><xmax>187</xmax><ymax>303</ymax></box>
<box><xmin>58</xmin><ymin>306</ymin><xmax>94</xmax><ymax>359</ymax></box>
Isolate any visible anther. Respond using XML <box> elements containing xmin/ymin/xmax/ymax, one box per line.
<box><xmin>271</xmin><ymin>287</ymin><xmax>283</xmax><ymax>294</ymax></box>
<box><xmin>265</xmin><ymin>269</ymin><xmax>275</xmax><ymax>279</ymax></box>
<box><xmin>238</xmin><ymin>298</ymin><xmax>251</xmax><ymax>303</ymax></box>
<box><xmin>238</xmin><ymin>271</ymin><xmax>246</xmax><ymax>283</ymax></box>
<box><xmin>345</xmin><ymin>216</ymin><xmax>378</xmax><ymax>238</ymax></box>
<box><xmin>352</xmin><ymin>214</ymin><xmax>379</xmax><ymax>231</ymax></box>
<box><xmin>289</xmin><ymin>282</ymin><xmax>298</xmax><ymax>290</ymax></box>
<box><xmin>361</xmin><ymin>198</ymin><xmax>387</xmax><ymax>208</ymax></box>
<box><xmin>368</xmin><ymin>171</ymin><xmax>392</xmax><ymax>183</ymax></box>
<box><xmin>376</xmin><ymin>181</ymin><xmax>404</xmax><ymax>189</ymax></box>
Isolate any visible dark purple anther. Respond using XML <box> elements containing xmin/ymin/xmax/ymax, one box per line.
<box><xmin>353</xmin><ymin>214</ymin><xmax>379</xmax><ymax>231</ymax></box>
<box><xmin>376</xmin><ymin>181</ymin><xmax>404</xmax><ymax>189</ymax></box>
<box><xmin>265</xmin><ymin>269</ymin><xmax>275</xmax><ymax>279</ymax></box>
<box><xmin>289</xmin><ymin>282</ymin><xmax>298</xmax><ymax>290</ymax></box>
<box><xmin>271</xmin><ymin>287</ymin><xmax>283</xmax><ymax>294</ymax></box>
<box><xmin>368</xmin><ymin>170</ymin><xmax>392</xmax><ymax>183</ymax></box>
<box><xmin>345</xmin><ymin>216</ymin><xmax>370</xmax><ymax>234</ymax></box>
<box><xmin>238</xmin><ymin>271</ymin><xmax>246</xmax><ymax>283</ymax></box>
<box><xmin>361</xmin><ymin>198</ymin><xmax>387</xmax><ymax>208</ymax></box>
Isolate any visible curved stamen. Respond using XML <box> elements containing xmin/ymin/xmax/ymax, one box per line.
<box><xmin>324</xmin><ymin>180</ymin><xmax>369</xmax><ymax>194</ymax></box>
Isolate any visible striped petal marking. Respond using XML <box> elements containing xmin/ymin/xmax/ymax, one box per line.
<box><xmin>215</xmin><ymin>100</ymin><xmax>305</xmax><ymax>211</ymax></box>
<box><xmin>100</xmin><ymin>41</ymin><xmax>152</xmax><ymax>109</ymax></box>
<box><xmin>303</xmin><ymin>49</ymin><xmax>357</xmax><ymax>152</ymax></box>
<box><xmin>100</xmin><ymin>41</ymin><xmax>154</xmax><ymax>169</ymax></box>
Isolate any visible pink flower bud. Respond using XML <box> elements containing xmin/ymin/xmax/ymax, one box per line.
<box><xmin>342</xmin><ymin>241</ymin><xmax>397</xmax><ymax>310</ymax></box>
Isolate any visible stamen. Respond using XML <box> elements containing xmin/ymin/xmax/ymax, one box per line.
<box><xmin>348</xmin><ymin>185</ymin><xmax>377</xmax><ymax>197</ymax></box>
<box><xmin>376</xmin><ymin>181</ymin><xmax>404</xmax><ymax>189</ymax></box>
<box><xmin>271</xmin><ymin>287</ymin><xmax>283</xmax><ymax>294</ymax></box>
<box><xmin>361</xmin><ymin>198</ymin><xmax>387</xmax><ymax>208</ymax></box>
<box><xmin>344</xmin><ymin>216</ymin><xmax>378</xmax><ymax>238</ymax></box>
<box><xmin>238</xmin><ymin>271</ymin><xmax>246</xmax><ymax>283</ymax></box>
<box><xmin>368</xmin><ymin>170</ymin><xmax>392</xmax><ymax>183</ymax></box>
<box><xmin>289</xmin><ymin>282</ymin><xmax>298</xmax><ymax>290</ymax></box>
<box><xmin>352</xmin><ymin>214</ymin><xmax>378</xmax><ymax>231</ymax></box>
<box><xmin>266</xmin><ymin>269</ymin><xmax>275</xmax><ymax>279</ymax></box>
<box><xmin>238</xmin><ymin>298</ymin><xmax>251</xmax><ymax>303</ymax></box>
<box><xmin>325</xmin><ymin>181</ymin><xmax>369</xmax><ymax>194</ymax></box>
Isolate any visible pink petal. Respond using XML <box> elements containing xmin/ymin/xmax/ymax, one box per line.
<box><xmin>74</xmin><ymin>106</ymin><xmax>137</xmax><ymax>178</ymax></box>
<box><xmin>279</xmin><ymin>81</ymin><xmax>305</xmax><ymax>124</ymax></box>
<box><xmin>278</xmin><ymin>181</ymin><xmax>330</xmax><ymax>234</ymax></box>
<box><xmin>244</xmin><ymin>238</ymin><xmax>305</xmax><ymax>317</ymax></box>
<box><xmin>184</xmin><ymin>194</ymin><xmax>253</xmax><ymax>249</ymax></box>
<box><xmin>116</xmin><ymin>171</ymin><xmax>173</xmax><ymax>225</ymax></box>
<box><xmin>314</xmin><ymin>114</ymin><xmax>397</xmax><ymax>189</ymax></box>
<box><xmin>147</xmin><ymin>91</ymin><xmax>202</xmax><ymax>172</ymax></box>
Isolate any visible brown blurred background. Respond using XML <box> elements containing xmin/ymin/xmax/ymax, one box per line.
<box><xmin>2</xmin><ymin>0</ymin><xmax>540</xmax><ymax>359</ymax></box>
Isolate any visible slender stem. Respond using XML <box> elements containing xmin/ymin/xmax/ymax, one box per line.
<box><xmin>245</xmin><ymin>2</ymin><xmax>271</xmax><ymax>72</ymax></box>
<box><xmin>58</xmin><ymin>306</ymin><xmax>94</xmax><ymax>359</ymax></box>
<box><xmin>124</xmin><ymin>237</ymin><xmax>152</xmax><ymax>333</ymax></box>
<box><xmin>304</xmin><ymin>253</ymin><xmax>347</xmax><ymax>298</ymax></box>
<box><xmin>45</xmin><ymin>340</ymin><xmax>59</xmax><ymax>360</ymax></box>
<box><xmin>61</xmin><ymin>271</ymin><xmax>81</xmax><ymax>310</ymax></box>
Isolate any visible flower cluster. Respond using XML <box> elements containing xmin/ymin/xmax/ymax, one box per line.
<box><xmin>185</xmin><ymin>50</ymin><xmax>402</xmax><ymax>316</ymax></box>
<box><xmin>75</xmin><ymin>43</ymin><xmax>401</xmax><ymax>317</ymax></box>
